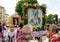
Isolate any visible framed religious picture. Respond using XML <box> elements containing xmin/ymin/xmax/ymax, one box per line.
<box><xmin>13</xmin><ymin>18</ymin><xmax>19</xmax><ymax>25</ymax></box>
<box><xmin>28</xmin><ymin>8</ymin><xmax>43</xmax><ymax>27</ymax></box>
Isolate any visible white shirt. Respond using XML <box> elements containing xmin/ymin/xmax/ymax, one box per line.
<box><xmin>3</xmin><ymin>26</ymin><xmax>8</xmax><ymax>37</ymax></box>
<box><xmin>3</xmin><ymin>30</ymin><xmax>8</xmax><ymax>37</ymax></box>
<box><xmin>42</xmin><ymin>36</ymin><xmax>49</xmax><ymax>42</ymax></box>
<box><xmin>8</xmin><ymin>29</ymin><xmax>15</xmax><ymax>37</ymax></box>
<box><xmin>41</xmin><ymin>30</ymin><xmax>48</xmax><ymax>35</ymax></box>
<box><xmin>33</xmin><ymin>31</ymin><xmax>40</xmax><ymax>37</ymax></box>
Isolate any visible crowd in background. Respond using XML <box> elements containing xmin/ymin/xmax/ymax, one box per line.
<box><xmin>0</xmin><ymin>22</ymin><xmax>60</xmax><ymax>42</ymax></box>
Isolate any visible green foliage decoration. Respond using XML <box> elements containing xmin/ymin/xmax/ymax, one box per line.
<box><xmin>15</xmin><ymin>0</ymin><xmax>47</xmax><ymax>31</ymax></box>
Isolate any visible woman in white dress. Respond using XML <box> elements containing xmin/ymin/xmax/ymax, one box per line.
<box><xmin>8</xmin><ymin>26</ymin><xmax>16</xmax><ymax>42</ymax></box>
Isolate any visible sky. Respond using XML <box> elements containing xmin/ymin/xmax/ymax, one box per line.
<box><xmin>0</xmin><ymin>0</ymin><xmax>60</xmax><ymax>18</ymax></box>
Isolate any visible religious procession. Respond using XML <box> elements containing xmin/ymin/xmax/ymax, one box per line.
<box><xmin>0</xmin><ymin>22</ymin><xmax>60</xmax><ymax>42</ymax></box>
<box><xmin>0</xmin><ymin>0</ymin><xmax>60</xmax><ymax>42</ymax></box>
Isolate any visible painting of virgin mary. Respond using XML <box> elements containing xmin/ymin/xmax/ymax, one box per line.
<box><xmin>28</xmin><ymin>8</ymin><xmax>42</xmax><ymax>27</ymax></box>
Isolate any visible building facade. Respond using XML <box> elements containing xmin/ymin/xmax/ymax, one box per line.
<box><xmin>0</xmin><ymin>6</ymin><xmax>6</xmax><ymax>23</ymax></box>
<box><xmin>5</xmin><ymin>14</ymin><xmax>9</xmax><ymax>24</ymax></box>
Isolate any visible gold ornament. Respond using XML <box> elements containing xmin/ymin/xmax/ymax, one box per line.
<box><xmin>34</xmin><ymin>4</ymin><xmax>39</xmax><ymax>9</ymax></box>
<box><xmin>33</xmin><ymin>27</ymin><xmax>37</xmax><ymax>31</ymax></box>
<box><xmin>25</xmin><ymin>15</ymin><xmax>28</xmax><ymax>19</ymax></box>
<box><xmin>43</xmin><ymin>15</ymin><xmax>46</xmax><ymax>19</ymax></box>
<box><xmin>22</xmin><ymin>15</ymin><xmax>28</xmax><ymax>20</ymax></box>
<box><xmin>42</xmin><ymin>4</ymin><xmax>46</xmax><ymax>8</ymax></box>
<box><xmin>23</xmin><ymin>3</ymin><xmax>29</xmax><ymax>8</ymax></box>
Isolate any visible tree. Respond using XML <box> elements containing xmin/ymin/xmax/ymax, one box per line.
<box><xmin>54</xmin><ymin>14</ymin><xmax>58</xmax><ymax>24</ymax></box>
<box><xmin>46</xmin><ymin>14</ymin><xmax>54</xmax><ymax>24</ymax></box>
<box><xmin>15</xmin><ymin>0</ymin><xmax>38</xmax><ymax>18</ymax></box>
<box><xmin>58</xmin><ymin>20</ymin><xmax>60</xmax><ymax>22</ymax></box>
<box><xmin>15</xmin><ymin>0</ymin><xmax>46</xmax><ymax>29</ymax></box>
<box><xmin>46</xmin><ymin>14</ymin><xmax>58</xmax><ymax>24</ymax></box>
<box><xmin>15</xmin><ymin>0</ymin><xmax>38</xmax><ymax>25</ymax></box>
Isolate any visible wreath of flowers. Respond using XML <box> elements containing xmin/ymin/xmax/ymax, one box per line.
<box><xmin>21</xmin><ymin>3</ymin><xmax>47</xmax><ymax>30</ymax></box>
<box><xmin>22</xmin><ymin>3</ymin><xmax>46</xmax><ymax>19</ymax></box>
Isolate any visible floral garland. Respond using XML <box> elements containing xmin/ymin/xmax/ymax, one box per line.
<box><xmin>21</xmin><ymin>3</ymin><xmax>46</xmax><ymax>30</ymax></box>
<box><xmin>22</xmin><ymin>3</ymin><xmax>46</xmax><ymax>19</ymax></box>
<box><xmin>23</xmin><ymin>3</ymin><xmax>46</xmax><ymax>12</ymax></box>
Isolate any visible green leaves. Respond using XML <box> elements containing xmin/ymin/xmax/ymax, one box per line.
<box><xmin>15</xmin><ymin>0</ymin><xmax>38</xmax><ymax>17</ymax></box>
<box><xmin>46</xmin><ymin>14</ymin><xmax>54</xmax><ymax>24</ymax></box>
<box><xmin>15</xmin><ymin>0</ymin><xmax>47</xmax><ymax>28</ymax></box>
<box><xmin>46</xmin><ymin>14</ymin><xmax>58</xmax><ymax>24</ymax></box>
<box><xmin>15</xmin><ymin>0</ymin><xmax>46</xmax><ymax>17</ymax></box>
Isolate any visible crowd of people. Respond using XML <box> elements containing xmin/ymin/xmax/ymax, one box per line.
<box><xmin>0</xmin><ymin>22</ymin><xmax>60</xmax><ymax>42</ymax></box>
